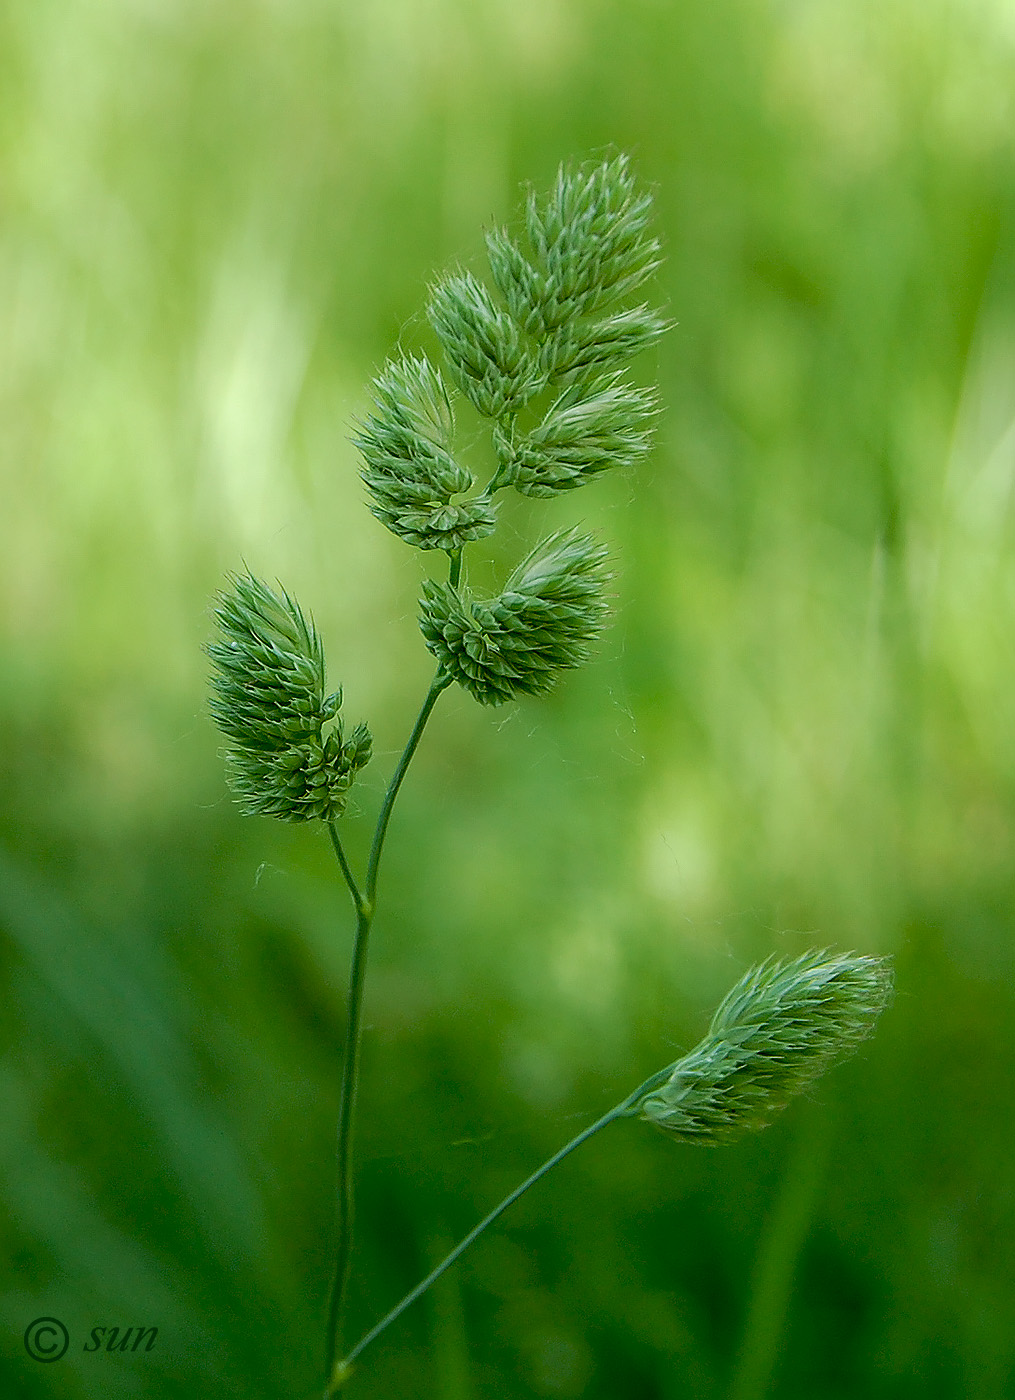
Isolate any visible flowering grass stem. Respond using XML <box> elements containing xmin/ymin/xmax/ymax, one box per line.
<box><xmin>205</xmin><ymin>157</ymin><xmax>892</xmax><ymax>1399</ymax></box>
<box><xmin>323</xmin><ymin>667</ymin><xmax>450</xmax><ymax>1388</ymax></box>
<box><xmin>327</xmin><ymin>947</ymin><xmax>891</xmax><ymax>1390</ymax></box>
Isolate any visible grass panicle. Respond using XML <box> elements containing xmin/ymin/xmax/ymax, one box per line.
<box><xmin>354</xmin><ymin>353</ymin><xmax>498</xmax><ymax>552</ymax></box>
<box><xmin>418</xmin><ymin>528</ymin><xmax>611</xmax><ymax>704</ymax></box>
<box><xmin>633</xmin><ymin>951</ymin><xmax>895</xmax><ymax>1144</ymax></box>
<box><xmin>204</xmin><ymin>154</ymin><xmax>897</xmax><ymax>1394</ymax></box>
<box><xmin>207</xmin><ymin>572</ymin><xmax>372</xmax><ymax>822</ymax></box>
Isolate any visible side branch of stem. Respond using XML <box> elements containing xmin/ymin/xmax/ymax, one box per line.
<box><xmin>334</xmin><ymin>1099</ymin><xmax>633</xmax><ymax>1382</ymax></box>
<box><xmin>324</xmin><ymin>899</ymin><xmax>372</xmax><ymax>1375</ymax></box>
<box><xmin>328</xmin><ymin>823</ymin><xmax>367</xmax><ymax>918</ymax></box>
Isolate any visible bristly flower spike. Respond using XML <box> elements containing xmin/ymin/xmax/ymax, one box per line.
<box><xmin>487</xmin><ymin>153</ymin><xmax>662</xmax><ymax>334</ymax></box>
<box><xmin>418</xmin><ymin>528</ymin><xmax>611</xmax><ymax>705</ymax></box>
<box><xmin>427</xmin><ymin>270</ymin><xmax>545</xmax><ymax>419</ymax></box>
<box><xmin>493</xmin><ymin>373</ymin><xmax>658</xmax><ymax>497</ymax></box>
<box><xmin>629</xmin><ymin>951</ymin><xmax>895</xmax><ymax>1143</ymax></box>
<box><xmin>207</xmin><ymin>571</ymin><xmax>372</xmax><ymax>822</ymax></box>
<box><xmin>485</xmin><ymin>153</ymin><xmax>670</xmax><ymax>389</ymax></box>
<box><xmin>355</xmin><ymin>353</ymin><xmax>498</xmax><ymax>552</ymax></box>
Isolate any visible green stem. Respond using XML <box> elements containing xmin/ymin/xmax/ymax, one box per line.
<box><xmin>328</xmin><ymin>824</ymin><xmax>366</xmax><ymax>916</ymax></box>
<box><xmin>331</xmin><ymin>1096</ymin><xmax>638</xmax><ymax>1388</ymax></box>
<box><xmin>447</xmin><ymin>549</ymin><xmax>462</xmax><ymax>590</ymax></box>
<box><xmin>324</xmin><ymin>896</ymin><xmax>372</xmax><ymax>1380</ymax></box>
<box><xmin>323</xmin><ymin>668</ymin><xmax>450</xmax><ymax>1387</ymax></box>
<box><xmin>365</xmin><ymin>670</ymin><xmax>449</xmax><ymax>909</ymax></box>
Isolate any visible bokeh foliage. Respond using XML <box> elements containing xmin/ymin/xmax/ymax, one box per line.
<box><xmin>2</xmin><ymin>1</ymin><xmax>1014</xmax><ymax>1396</ymax></box>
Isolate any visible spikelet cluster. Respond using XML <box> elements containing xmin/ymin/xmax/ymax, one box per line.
<box><xmin>208</xmin><ymin>573</ymin><xmax>372</xmax><ymax>822</ymax></box>
<box><xmin>493</xmin><ymin>375</ymin><xmax>657</xmax><ymax>497</ymax></box>
<box><xmin>419</xmin><ymin>530</ymin><xmax>610</xmax><ymax>705</ymax></box>
<box><xmin>210</xmin><ymin>156</ymin><xmax>664</xmax><ymax>815</ymax></box>
<box><xmin>349</xmin><ymin>155</ymin><xmax>667</xmax><ymax>706</ymax></box>
<box><xmin>355</xmin><ymin>355</ymin><xmax>497</xmax><ymax>552</ymax></box>
<box><xmin>635</xmin><ymin>951</ymin><xmax>894</xmax><ymax>1144</ymax></box>
<box><xmin>428</xmin><ymin>272</ymin><xmax>544</xmax><ymax>419</ymax></box>
<box><xmin>483</xmin><ymin>154</ymin><xmax>666</xmax><ymax>385</ymax></box>
<box><xmin>359</xmin><ymin>156</ymin><xmax>665</xmax><ymax>541</ymax></box>
<box><xmin>429</xmin><ymin>153</ymin><xmax>666</xmax><ymax>498</ymax></box>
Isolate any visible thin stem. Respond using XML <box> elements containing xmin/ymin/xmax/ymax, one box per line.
<box><xmin>323</xmin><ymin>668</ymin><xmax>450</xmax><ymax>1386</ymax></box>
<box><xmin>333</xmin><ymin>1100</ymin><xmax>631</xmax><ymax>1385</ymax></box>
<box><xmin>328</xmin><ymin>822</ymin><xmax>366</xmax><ymax>917</ymax></box>
<box><xmin>364</xmin><ymin>669</ymin><xmax>449</xmax><ymax>907</ymax></box>
<box><xmin>324</xmin><ymin>897</ymin><xmax>372</xmax><ymax>1379</ymax></box>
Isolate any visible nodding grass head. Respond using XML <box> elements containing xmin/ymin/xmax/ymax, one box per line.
<box><xmin>631</xmin><ymin>951</ymin><xmax>895</xmax><ymax>1144</ymax></box>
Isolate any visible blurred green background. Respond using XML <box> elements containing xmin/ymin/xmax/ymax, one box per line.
<box><xmin>2</xmin><ymin>0</ymin><xmax>1014</xmax><ymax>1396</ymax></box>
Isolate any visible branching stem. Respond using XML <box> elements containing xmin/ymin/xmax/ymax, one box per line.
<box><xmin>323</xmin><ymin>667</ymin><xmax>450</xmax><ymax>1388</ymax></box>
<box><xmin>330</xmin><ymin>1092</ymin><xmax>644</xmax><ymax>1390</ymax></box>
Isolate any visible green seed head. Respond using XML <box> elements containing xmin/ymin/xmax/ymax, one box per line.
<box><xmin>207</xmin><ymin>572</ymin><xmax>372</xmax><ymax>822</ymax></box>
<box><xmin>634</xmin><ymin>951</ymin><xmax>895</xmax><ymax>1144</ymax></box>
<box><xmin>355</xmin><ymin>353</ymin><xmax>498</xmax><ymax>551</ymax></box>
<box><xmin>488</xmin><ymin>153</ymin><xmax>663</xmax><ymax>336</ymax></box>
<box><xmin>428</xmin><ymin>154</ymin><xmax>667</xmax><ymax>431</ymax></box>
<box><xmin>541</xmin><ymin>303</ymin><xmax>670</xmax><ymax>386</ymax></box>
<box><xmin>418</xmin><ymin>528</ymin><xmax>611</xmax><ymax>705</ymax></box>
<box><xmin>485</xmin><ymin>155</ymin><xmax>669</xmax><ymax>390</ymax></box>
<box><xmin>494</xmin><ymin>374</ymin><xmax>658</xmax><ymax>496</ymax></box>
<box><xmin>428</xmin><ymin>271</ymin><xmax>545</xmax><ymax>420</ymax></box>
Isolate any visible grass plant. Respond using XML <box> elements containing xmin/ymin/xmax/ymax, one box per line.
<box><xmin>206</xmin><ymin>155</ymin><xmax>893</xmax><ymax>1396</ymax></box>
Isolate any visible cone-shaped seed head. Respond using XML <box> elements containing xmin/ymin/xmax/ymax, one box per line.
<box><xmin>354</xmin><ymin>353</ymin><xmax>497</xmax><ymax>551</ymax></box>
<box><xmin>485</xmin><ymin>155</ymin><xmax>669</xmax><ymax>389</ymax></box>
<box><xmin>207</xmin><ymin>572</ymin><xmax>372</xmax><ymax>822</ymax></box>
<box><xmin>420</xmin><ymin>153</ymin><xmax>667</xmax><ymax>518</ymax></box>
<box><xmin>635</xmin><ymin>951</ymin><xmax>894</xmax><ymax>1144</ymax></box>
<box><xmin>418</xmin><ymin>528</ymin><xmax>611</xmax><ymax>704</ymax></box>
